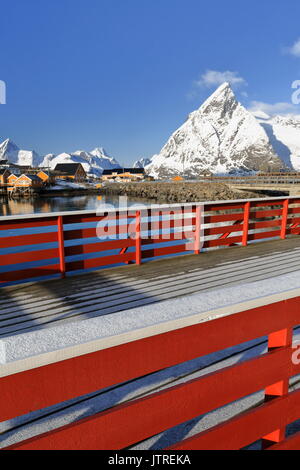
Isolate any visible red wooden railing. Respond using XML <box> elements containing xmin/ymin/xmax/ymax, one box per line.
<box><xmin>1</xmin><ymin>195</ymin><xmax>300</xmax><ymax>449</ymax></box>
<box><xmin>0</xmin><ymin>195</ymin><xmax>300</xmax><ymax>286</ymax></box>
<box><xmin>1</xmin><ymin>295</ymin><xmax>300</xmax><ymax>450</ymax></box>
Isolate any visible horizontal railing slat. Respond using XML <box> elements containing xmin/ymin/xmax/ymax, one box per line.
<box><xmin>142</xmin><ymin>232</ymin><xmax>195</xmax><ymax>244</ymax></box>
<box><xmin>0</xmin><ymin>264</ymin><xmax>60</xmax><ymax>283</ymax></box>
<box><xmin>204</xmin><ymin>235</ymin><xmax>242</xmax><ymax>248</ymax></box>
<box><xmin>0</xmin><ymin>232</ymin><xmax>58</xmax><ymax>249</ymax></box>
<box><xmin>248</xmin><ymin>230</ymin><xmax>281</xmax><ymax>242</ymax></box>
<box><xmin>204</xmin><ymin>224</ymin><xmax>244</xmax><ymax>236</ymax></box>
<box><xmin>169</xmin><ymin>389</ymin><xmax>300</xmax><ymax>450</ymax></box>
<box><xmin>64</xmin><ymin>239</ymin><xmax>136</xmax><ymax>257</ymax></box>
<box><xmin>250</xmin><ymin>209</ymin><xmax>283</xmax><ymax>218</ymax></box>
<box><xmin>142</xmin><ymin>243</ymin><xmax>189</xmax><ymax>259</ymax></box>
<box><xmin>0</xmin><ymin>248</ymin><xmax>59</xmax><ymax>266</ymax></box>
<box><xmin>1</xmin><ymin>297</ymin><xmax>299</xmax><ymax>423</ymax></box>
<box><xmin>5</xmin><ymin>346</ymin><xmax>295</xmax><ymax>450</ymax></box>
<box><xmin>204</xmin><ymin>213</ymin><xmax>245</xmax><ymax>224</ymax></box>
<box><xmin>0</xmin><ymin>218</ymin><xmax>58</xmax><ymax>231</ymax></box>
<box><xmin>66</xmin><ymin>252</ymin><xmax>136</xmax><ymax>271</ymax></box>
<box><xmin>205</xmin><ymin>203</ymin><xmax>246</xmax><ymax>211</ymax></box>
<box><xmin>63</xmin><ymin>214</ymin><xmax>136</xmax><ymax>225</ymax></box>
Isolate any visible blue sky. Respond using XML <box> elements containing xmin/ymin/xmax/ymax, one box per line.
<box><xmin>1</xmin><ymin>0</ymin><xmax>300</xmax><ymax>165</ymax></box>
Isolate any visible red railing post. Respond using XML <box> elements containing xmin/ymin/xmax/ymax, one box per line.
<box><xmin>262</xmin><ymin>327</ymin><xmax>293</xmax><ymax>448</ymax></box>
<box><xmin>194</xmin><ymin>205</ymin><xmax>201</xmax><ymax>255</ymax></box>
<box><xmin>135</xmin><ymin>210</ymin><xmax>142</xmax><ymax>265</ymax></box>
<box><xmin>57</xmin><ymin>215</ymin><xmax>66</xmax><ymax>278</ymax></box>
<box><xmin>280</xmin><ymin>199</ymin><xmax>289</xmax><ymax>240</ymax></box>
<box><xmin>242</xmin><ymin>201</ymin><xmax>251</xmax><ymax>247</ymax></box>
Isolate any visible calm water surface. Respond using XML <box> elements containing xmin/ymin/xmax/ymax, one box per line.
<box><xmin>0</xmin><ymin>194</ymin><xmax>157</xmax><ymax>217</ymax></box>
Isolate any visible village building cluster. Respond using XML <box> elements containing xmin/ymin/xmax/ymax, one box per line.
<box><xmin>101</xmin><ymin>168</ymin><xmax>146</xmax><ymax>182</ymax></box>
<box><xmin>0</xmin><ymin>161</ymin><xmax>89</xmax><ymax>197</ymax></box>
<box><xmin>0</xmin><ymin>160</ymin><xmax>146</xmax><ymax>197</ymax></box>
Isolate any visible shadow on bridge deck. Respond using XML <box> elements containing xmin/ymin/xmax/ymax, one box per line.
<box><xmin>0</xmin><ymin>236</ymin><xmax>300</xmax><ymax>338</ymax></box>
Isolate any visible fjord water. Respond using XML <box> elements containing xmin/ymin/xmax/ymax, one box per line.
<box><xmin>0</xmin><ymin>194</ymin><xmax>157</xmax><ymax>217</ymax></box>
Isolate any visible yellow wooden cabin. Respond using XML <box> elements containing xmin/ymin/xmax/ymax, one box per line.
<box><xmin>14</xmin><ymin>174</ymin><xmax>43</xmax><ymax>189</ymax></box>
<box><xmin>37</xmin><ymin>170</ymin><xmax>56</xmax><ymax>184</ymax></box>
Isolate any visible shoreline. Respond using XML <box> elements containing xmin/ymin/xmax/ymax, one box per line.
<box><xmin>98</xmin><ymin>181</ymin><xmax>276</xmax><ymax>203</ymax></box>
<box><xmin>39</xmin><ymin>188</ymin><xmax>100</xmax><ymax>198</ymax></box>
<box><xmin>1</xmin><ymin>181</ymin><xmax>287</xmax><ymax>203</ymax></box>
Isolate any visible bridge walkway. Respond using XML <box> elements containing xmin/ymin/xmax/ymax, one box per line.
<box><xmin>1</xmin><ymin>236</ymin><xmax>300</xmax><ymax>338</ymax></box>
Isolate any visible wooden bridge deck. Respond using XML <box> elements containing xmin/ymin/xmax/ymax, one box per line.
<box><xmin>1</xmin><ymin>236</ymin><xmax>300</xmax><ymax>338</ymax></box>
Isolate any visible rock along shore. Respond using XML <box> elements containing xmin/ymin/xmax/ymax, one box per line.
<box><xmin>99</xmin><ymin>181</ymin><xmax>270</xmax><ymax>203</ymax></box>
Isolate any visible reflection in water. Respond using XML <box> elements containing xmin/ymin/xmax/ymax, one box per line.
<box><xmin>0</xmin><ymin>194</ymin><xmax>157</xmax><ymax>216</ymax></box>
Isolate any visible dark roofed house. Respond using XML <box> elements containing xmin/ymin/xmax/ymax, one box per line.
<box><xmin>54</xmin><ymin>163</ymin><xmax>87</xmax><ymax>182</ymax></box>
<box><xmin>102</xmin><ymin>168</ymin><xmax>145</xmax><ymax>181</ymax></box>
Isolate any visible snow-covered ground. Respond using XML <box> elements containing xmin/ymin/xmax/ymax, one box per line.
<box><xmin>47</xmin><ymin>179</ymin><xmax>86</xmax><ymax>190</ymax></box>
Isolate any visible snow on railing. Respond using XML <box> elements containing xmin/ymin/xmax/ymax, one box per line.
<box><xmin>1</xmin><ymin>292</ymin><xmax>300</xmax><ymax>449</ymax></box>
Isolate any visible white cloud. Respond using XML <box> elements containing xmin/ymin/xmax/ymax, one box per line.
<box><xmin>195</xmin><ymin>70</ymin><xmax>247</xmax><ymax>88</ymax></box>
<box><xmin>285</xmin><ymin>38</ymin><xmax>300</xmax><ymax>57</ymax></box>
<box><xmin>248</xmin><ymin>100</ymin><xmax>298</xmax><ymax>116</ymax></box>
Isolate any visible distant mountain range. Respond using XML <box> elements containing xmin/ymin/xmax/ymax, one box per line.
<box><xmin>0</xmin><ymin>140</ymin><xmax>121</xmax><ymax>177</ymax></box>
<box><xmin>40</xmin><ymin>148</ymin><xmax>121</xmax><ymax>177</ymax></box>
<box><xmin>1</xmin><ymin>82</ymin><xmax>300</xmax><ymax>178</ymax></box>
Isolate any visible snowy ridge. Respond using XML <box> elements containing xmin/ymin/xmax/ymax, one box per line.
<box><xmin>133</xmin><ymin>157</ymin><xmax>152</xmax><ymax>169</ymax></box>
<box><xmin>41</xmin><ymin>147</ymin><xmax>121</xmax><ymax>177</ymax></box>
<box><xmin>254</xmin><ymin>112</ymin><xmax>300</xmax><ymax>171</ymax></box>
<box><xmin>145</xmin><ymin>83</ymin><xmax>292</xmax><ymax>178</ymax></box>
<box><xmin>0</xmin><ymin>139</ymin><xmax>122</xmax><ymax>177</ymax></box>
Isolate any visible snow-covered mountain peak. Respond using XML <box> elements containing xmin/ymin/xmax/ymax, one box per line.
<box><xmin>200</xmin><ymin>82</ymin><xmax>236</xmax><ymax>111</ymax></box>
<box><xmin>40</xmin><ymin>147</ymin><xmax>121</xmax><ymax>177</ymax></box>
<box><xmin>90</xmin><ymin>147</ymin><xmax>110</xmax><ymax>158</ymax></box>
<box><xmin>0</xmin><ymin>138</ymin><xmax>40</xmax><ymax>166</ymax></box>
<box><xmin>0</xmin><ymin>138</ymin><xmax>20</xmax><ymax>160</ymax></box>
<box><xmin>145</xmin><ymin>83</ymin><xmax>285</xmax><ymax>178</ymax></box>
<box><xmin>133</xmin><ymin>157</ymin><xmax>152</xmax><ymax>169</ymax></box>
